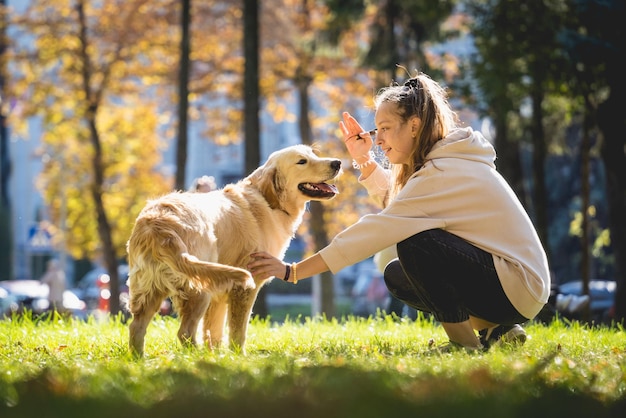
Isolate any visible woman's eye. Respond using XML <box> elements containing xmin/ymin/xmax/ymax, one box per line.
<box><xmin>297</xmin><ymin>159</ymin><xmax>307</xmax><ymax>165</ymax></box>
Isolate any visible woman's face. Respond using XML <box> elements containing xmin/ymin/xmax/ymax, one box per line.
<box><xmin>374</xmin><ymin>101</ymin><xmax>418</xmax><ymax>166</ymax></box>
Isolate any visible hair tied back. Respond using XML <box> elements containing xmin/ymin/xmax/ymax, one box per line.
<box><xmin>404</xmin><ymin>78</ymin><xmax>420</xmax><ymax>89</ymax></box>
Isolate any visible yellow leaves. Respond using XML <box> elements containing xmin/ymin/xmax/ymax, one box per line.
<box><xmin>9</xmin><ymin>0</ymin><xmax>393</xmax><ymax>262</ymax></box>
<box><xmin>265</xmin><ymin>98</ymin><xmax>296</xmax><ymax>123</ymax></box>
<box><xmin>33</xmin><ymin>99</ymin><xmax>170</xmax><ymax>260</ymax></box>
<box><xmin>569</xmin><ymin>205</ymin><xmax>603</xmax><ymax>240</ymax></box>
<box><xmin>9</xmin><ymin>0</ymin><xmax>185</xmax><ymax>255</ymax></box>
<box><xmin>201</xmin><ymin>107</ymin><xmax>245</xmax><ymax>147</ymax></box>
<box><xmin>425</xmin><ymin>50</ymin><xmax>461</xmax><ymax>82</ymax></box>
<box><xmin>592</xmin><ymin>229</ymin><xmax>611</xmax><ymax>257</ymax></box>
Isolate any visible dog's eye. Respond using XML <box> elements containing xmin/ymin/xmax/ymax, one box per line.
<box><xmin>297</xmin><ymin>159</ymin><xmax>307</xmax><ymax>165</ymax></box>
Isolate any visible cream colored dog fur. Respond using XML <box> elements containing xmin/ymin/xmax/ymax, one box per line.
<box><xmin>127</xmin><ymin>144</ymin><xmax>341</xmax><ymax>356</ymax></box>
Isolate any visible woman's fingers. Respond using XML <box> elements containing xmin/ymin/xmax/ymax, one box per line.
<box><xmin>250</xmin><ymin>251</ymin><xmax>273</xmax><ymax>260</ymax></box>
<box><xmin>248</xmin><ymin>252</ymin><xmax>283</xmax><ymax>279</ymax></box>
<box><xmin>341</xmin><ymin>112</ymin><xmax>365</xmax><ymax>139</ymax></box>
<box><xmin>344</xmin><ymin>112</ymin><xmax>364</xmax><ymax>131</ymax></box>
<box><xmin>339</xmin><ymin>121</ymin><xmax>349</xmax><ymax>137</ymax></box>
<box><xmin>340</xmin><ymin>112</ymin><xmax>373</xmax><ymax>159</ymax></box>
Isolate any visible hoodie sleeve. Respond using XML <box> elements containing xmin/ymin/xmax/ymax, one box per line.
<box><xmin>319</xmin><ymin>173</ymin><xmax>446</xmax><ymax>273</ymax></box>
<box><xmin>319</xmin><ymin>128</ymin><xmax>498</xmax><ymax>274</ymax></box>
<box><xmin>359</xmin><ymin>165</ymin><xmax>391</xmax><ymax>208</ymax></box>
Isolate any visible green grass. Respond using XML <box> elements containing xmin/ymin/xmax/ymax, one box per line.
<box><xmin>1</xmin><ymin>312</ymin><xmax>625</xmax><ymax>418</ymax></box>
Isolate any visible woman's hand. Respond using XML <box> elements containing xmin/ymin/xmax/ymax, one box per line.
<box><xmin>248</xmin><ymin>252</ymin><xmax>290</xmax><ymax>282</ymax></box>
<box><xmin>339</xmin><ymin>112</ymin><xmax>374</xmax><ymax>160</ymax></box>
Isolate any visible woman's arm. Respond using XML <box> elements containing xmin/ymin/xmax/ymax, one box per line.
<box><xmin>247</xmin><ymin>252</ymin><xmax>330</xmax><ymax>283</ymax></box>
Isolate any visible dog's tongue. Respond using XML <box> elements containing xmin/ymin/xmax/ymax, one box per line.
<box><xmin>314</xmin><ymin>183</ymin><xmax>339</xmax><ymax>194</ymax></box>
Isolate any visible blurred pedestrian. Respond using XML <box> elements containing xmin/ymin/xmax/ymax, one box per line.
<box><xmin>190</xmin><ymin>175</ymin><xmax>217</xmax><ymax>193</ymax></box>
<box><xmin>40</xmin><ymin>258</ymin><xmax>66</xmax><ymax>312</ymax></box>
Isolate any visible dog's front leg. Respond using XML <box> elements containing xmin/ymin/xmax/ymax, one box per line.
<box><xmin>227</xmin><ymin>286</ymin><xmax>260</xmax><ymax>354</ymax></box>
<box><xmin>202</xmin><ymin>296</ymin><xmax>228</xmax><ymax>349</ymax></box>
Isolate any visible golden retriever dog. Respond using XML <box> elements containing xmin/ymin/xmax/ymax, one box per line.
<box><xmin>127</xmin><ymin>144</ymin><xmax>341</xmax><ymax>356</ymax></box>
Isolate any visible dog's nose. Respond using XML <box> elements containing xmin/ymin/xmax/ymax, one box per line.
<box><xmin>331</xmin><ymin>160</ymin><xmax>341</xmax><ymax>171</ymax></box>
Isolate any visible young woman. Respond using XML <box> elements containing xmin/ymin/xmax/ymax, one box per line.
<box><xmin>248</xmin><ymin>73</ymin><xmax>550</xmax><ymax>351</ymax></box>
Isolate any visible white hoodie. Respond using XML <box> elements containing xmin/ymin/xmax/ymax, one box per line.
<box><xmin>319</xmin><ymin>127</ymin><xmax>551</xmax><ymax>319</ymax></box>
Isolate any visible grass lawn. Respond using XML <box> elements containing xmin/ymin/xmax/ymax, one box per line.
<box><xmin>0</xmin><ymin>311</ymin><xmax>624</xmax><ymax>418</ymax></box>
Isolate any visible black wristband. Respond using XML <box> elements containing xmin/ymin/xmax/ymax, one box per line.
<box><xmin>283</xmin><ymin>264</ymin><xmax>291</xmax><ymax>281</ymax></box>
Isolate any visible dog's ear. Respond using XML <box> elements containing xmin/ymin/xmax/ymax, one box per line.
<box><xmin>253</xmin><ymin>166</ymin><xmax>284</xmax><ymax>210</ymax></box>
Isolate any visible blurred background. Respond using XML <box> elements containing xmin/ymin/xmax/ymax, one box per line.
<box><xmin>0</xmin><ymin>0</ymin><xmax>623</xmax><ymax>324</ymax></box>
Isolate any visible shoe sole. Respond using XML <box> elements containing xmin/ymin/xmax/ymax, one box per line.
<box><xmin>497</xmin><ymin>325</ymin><xmax>527</xmax><ymax>346</ymax></box>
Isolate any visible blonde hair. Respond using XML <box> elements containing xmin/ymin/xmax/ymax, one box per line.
<box><xmin>374</xmin><ymin>73</ymin><xmax>458</xmax><ymax>200</ymax></box>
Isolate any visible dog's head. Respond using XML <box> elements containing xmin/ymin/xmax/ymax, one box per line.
<box><xmin>248</xmin><ymin>144</ymin><xmax>341</xmax><ymax>214</ymax></box>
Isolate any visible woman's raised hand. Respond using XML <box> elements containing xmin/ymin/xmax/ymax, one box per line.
<box><xmin>339</xmin><ymin>111</ymin><xmax>373</xmax><ymax>160</ymax></box>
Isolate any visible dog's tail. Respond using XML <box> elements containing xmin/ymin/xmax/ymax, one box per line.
<box><xmin>128</xmin><ymin>215</ymin><xmax>256</xmax><ymax>294</ymax></box>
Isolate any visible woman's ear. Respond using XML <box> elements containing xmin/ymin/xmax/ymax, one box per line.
<box><xmin>410</xmin><ymin>116</ymin><xmax>421</xmax><ymax>136</ymax></box>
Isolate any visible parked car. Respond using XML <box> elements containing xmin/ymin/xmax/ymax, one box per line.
<box><xmin>0</xmin><ymin>279</ymin><xmax>87</xmax><ymax>318</ymax></box>
<box><xmin>0</xmin><ymin>286</ymin><xmax>19</xmax><ymax>317</ymax></box>
<box><xmin>351</xmin><ymin>268</ymin><xmax>390</xmax><ymax>317</ymax></box>
<box><xmin>336</xmin><ymin>258</ymin><xmax>378</xmax><ymax>297</ymax></box>
<box><xmin>554</xmin><ymin>280</ymin><xmax>616</xmax><ymax>323</ymax></box>
<box><xmin>71</xmin><ymin>264</ymin><xmax>130</xmax><ymax>313</ymax></box>
<box><xmin>71</xmin><ymin>264</ymin><xmax>173</xmax><ymax>317</ymax></box>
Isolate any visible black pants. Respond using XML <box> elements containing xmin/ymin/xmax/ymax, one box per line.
<box><xmin>383</xmin><ymin>229</ymin><xmax>527</xmax><ymax>325</ymax></box>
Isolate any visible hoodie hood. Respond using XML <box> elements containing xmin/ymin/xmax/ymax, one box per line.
<box><xmin>428</xmin><ymin>127</ymin><xmax>496</xmax><ymax>169</ymax></box>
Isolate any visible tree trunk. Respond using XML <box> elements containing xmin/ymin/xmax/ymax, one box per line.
<box><xmin>530</xmin><ymin>80</ymin><xmax>549</xmax><ymax>258</ymax></box>
<box><xmin>174</xmin><ymin>0</ymin><xmax>191</xmax><ymax>191</ymax></box>
<box><xmin>89</xmin><ymin>145</ymin><xmax>121</xmax><ymax>315</ymax></box>
<box><xmin>493</xmin><ymin>111</ymin><xmax>526</xmax><ymax>206</ymax></box>
<box><xmin>76</xmin><ymin>0</ymin><xmax>121</xmax><ymax>314</ymax></box>
<box><xmin>595</xmin><ymin>9</ymin><xmax>626</xmax><ymax>322</ymax></box>
<box><xmin>598</xmin><ymin>94</ymin><xmax>626</xmax><ymax>324</ymax></box>
<box><xmin>243</xmin><ymin>0</ymin><xmax>260</xmax><ymax>177</ymax></box>
<box><xmin>0</xmin><ymin>0</ymin><xmax>12</xmax><ymax>281</ymax></box>
<box><xmin>579</xmin><ymin>99</ymin><xmax>592</xmax><ymax>323</ymax></box>
<box><xmin>296</xmin><ymin>75</ymin><xmax>336</xmax><ymax>318</ymax></box>
<box><xmin>243</xmin><ymin>0</ymin><xmax>267</xmax><ymax>317</ymax></box>
<box><xmin>309</xmin><ymin>202</ymin><xmax>335</xmax><ymax>317</ymax></box>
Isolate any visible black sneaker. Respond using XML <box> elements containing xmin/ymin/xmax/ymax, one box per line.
<box><xmin>479</xmin><ymin>324</ymin><xmax>527</xmax><ymax>349</ymax></box>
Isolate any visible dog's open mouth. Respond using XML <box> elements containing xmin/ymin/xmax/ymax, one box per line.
<box><xmin>298</xmin><ymin>182</ymin><xmax>339</xmax><ymax>199</ymax></box>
